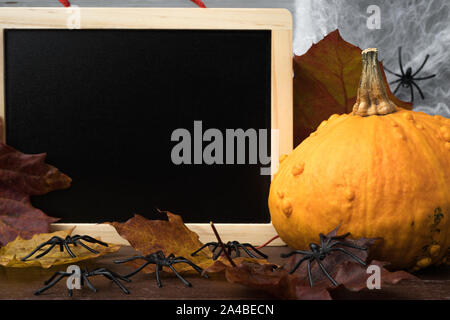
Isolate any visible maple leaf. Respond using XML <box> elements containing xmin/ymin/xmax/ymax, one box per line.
<box><xmin>0</xmin><ymin>229</ymin><xmax>120</xmax><ymax>268</ymax></box>
<box><xmin>0</xmin><ymin>142</ymin><xmax>71</xmax><ymax>246</ymax></box>
<box><xmin>108</xmin><ymin>212</ymin><xmax>269</xmax><ymax>275</ymax></box>
<box><xmin>107</xmin><ymin>211</ymin><xmax>213</xmax><ymax>273</ymax></box>
<box><xmin>218</xmin><ymin>227</ymin><xmax>418</xmax><ymax>300</ymax></box>
<box><xmin>202</xmin><ymin>257</ymin><xmax>270</xmax><ymax>278</ymax></box>
<box><xmin>293</xmin><ymin>29</ymin><xmax>412</xmax><ymax>145</ymax></box>
<box><xmin>284</xmin><ymin>226</ymin><xmax>378</xmax><ymax>287</ymax></box>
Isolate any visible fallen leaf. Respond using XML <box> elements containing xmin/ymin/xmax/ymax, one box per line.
<box><xmin>293</xmin><ymin>29</ymin><xmax>412</xmax><ymax>145</ymax></box>
<box><xmin>107</xmin><ymin>211</ymin><xmax>213</xmax><ymax>273</ymax></box>
<box><xmin>285</xmin><ymin>226</ymin><xmax>379</xmax><ymax>286</ymax></box>
<box><xmin>220</xmin><ymin>227</ymin><xmax>418</xmax><ymax>300</ymax></box>
<box><xmin>0</xmin><ymin>142</ymin><xmax>71</xmax><ymax>246</ymax></box>
<box><xmin>0</xmin><ymin>229</ymin><xmax>120</xmax><ymax>268</ymax></box>
<box><xmin>225</xmin><ymin>261</ymin><xmax>332</xmax><ymax>300</ymax></box>
<box><xmin>331</xmin><ymin>260</ymin><xmax>417</xmax><ymax>292</ymax></box>
<box><xmin>202</xmin><ymin>257</ymin><xmax>269</xmax><ymax>278</ymax></box>
<box><xmin>108</xmin><ymin>212</ymin><xmax>269</xmax><ymax>275</ymax></box>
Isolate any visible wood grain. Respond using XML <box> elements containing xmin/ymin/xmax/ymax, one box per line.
<box><xmin>0</xmin><ymin>246</ymin><xmax>448</xmax><ymax>300</ymax></box>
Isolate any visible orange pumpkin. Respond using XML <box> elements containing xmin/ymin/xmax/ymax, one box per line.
<box><xmin>269</xmin><ymin>48</ymin><xmax>450</xmax><ymax>270</ymax></box>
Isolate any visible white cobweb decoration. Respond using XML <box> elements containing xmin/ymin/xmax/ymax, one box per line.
<box><xmin>293</xmin><ymin>0</ymin><xmax>450</xmax><ymax>117</ymax></box>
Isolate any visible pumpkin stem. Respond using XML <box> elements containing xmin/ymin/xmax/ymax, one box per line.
<box><xmin>352</xmin><ymin>48</ymin><xmax>397</xmax><ymax>116</ymax></box>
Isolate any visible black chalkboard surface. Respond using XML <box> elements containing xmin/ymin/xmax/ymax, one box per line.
<box><xmin>4</xmin><ymin>29</ymin><xmax>271</xmax><ymax>223</ymax></box>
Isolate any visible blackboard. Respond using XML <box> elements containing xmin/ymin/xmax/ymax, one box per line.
<box><xmin>4</xmin><ymin>29</ymin><xmax>272</xmax><ymax>223</ymax></box>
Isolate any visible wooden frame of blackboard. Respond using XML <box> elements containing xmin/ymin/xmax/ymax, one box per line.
<box><xmin>0</xmin><ymin>7</ymin><xmax>292</xmax><ymax>246</ymax></box>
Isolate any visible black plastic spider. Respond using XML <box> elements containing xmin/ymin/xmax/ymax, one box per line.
<box><xmin>384</xmin><ymin>47</ymin><xmax>436</xmax><ymax>103</ymax></box>
<box><xmin>281</xmin><ymin>232</ymin><xmax>367</xmax><ymax>287</ymax></box>
<box><xmin>21</xmin><ymin>235</ymin><xmax>108</xmax><ymax>261</ymax></box>
<box><xmin>34</xmin><ymin>267</ymin><xmax>131</xmax><ymax>296</ymax></box>
<box><xmin>114</xmin><ymin>250</ymin><xmax>209</xmax><ymax>287</ymax></box>
<box><xmin>191</xmin><ymin>241</ymin><xmax>268</xmax><ymax>260</ymax></box>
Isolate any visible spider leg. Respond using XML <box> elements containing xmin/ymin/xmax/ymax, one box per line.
<box><xmin>213</xmin><ymin>246</ymin><xmax>224</xmax><ymax>260</ymax></box>
<box><xmin>316</xmin><ymin>259</ymin><xmax>338</xmax><ymax>287</ymax></box>
<box><xmin>63</xmin><ymin>242</ymin><xmax>76</xmax><ymax>258</ymax></box>
<box><xmin>77</xmin><ymin>235</ymin><xmax>108</xmax><ymax>247</ymax></box>
<box><xmin>34</xmin><ymin>272</ymin><xmax>69</xmax><ymax>295</ymax></box>
<box><xmin>76</xmin><ymin>240</ymin><xmax>100</xmax><ymax>254</ymax></box>
<box><xmin>44</xmin><ymin>271</ymin><xmax>72</xmax><ymax>285</ymax></box>
<box><xmin>307</xmin><ymin>259</ymin><xmax>314</xmax><ymax>287</ymax></box>
<box><xmin>191</xmin><ymin>242</ymin><xmax>219</xmax><ymax>256</ymax></box>
<box><xmin>233</xmin><ymin>243</ymin><xmax>242</xmax><ymax>257</ymax></box>
<box><xmin>227</xmin><ymin>245</ymin><xmax>234</xmax><ymax>258</ymax></box>
<box><xmin>383</xmin><ymin>66</ymin><xmax>402</xmax><ymax>77</ymax></box>
<box><xmin>288</xmin><ymin>255</ymin><xmax>311</xmax><ymax>274</ymax></box>
<box><xmin>393</xmin><ymin>81</ymin><xmax>403</xmax><ymax>95</ymax></box>
<box><xmin>21</xmin><ymin>240</ymin><xmax>54</xmax><ymax>260</ymax></box>
<box><xmin>114</xmin><ymin>255</ymin><xmax>146</xmax><ymax>264</ymax></box>
<box><xmin>93</xmin><ymin>267</ymin><xmax>130</xmax><ymax>282</ymax></box>
<box><xmin>329</xmin><ymin>248</ymin><xmax>367</xmax><ymax>266</ymax></box>
<box><xmin>168</xmin><ymin>264</ymin><xmax>191</xmax><ymax>287</ymax></box>
<box><xmin>239</xmin><ymin>245</ymin><xmax>257</xmax><ymax>258</ymax></box>
<box><xmin>171</xmin><ymin>258</ymin><xmax>209</xmax><ymax>278</ymax></box>
<box><xmin>34</xmin><ymin>243</ymin><xmax>57</xmax><ymax>259</ymax></box>
<box><xmin>83</xmin><ymin>274</ymin><xmax>97</xmax><ymax>292</ymax></box>
<box><xmin>319</xmin><ymin>234</ymin><xmax>327</xmax><ymax>248</ymax></box>
<box><xmin>412</xmin><ymin>54</ymin><xmax>430</xmax><ymax>77</ymax></box>
<box><xmin>411</xmin><ymin>81</ymin><xmax>425</xmax><ymax>100</ymax></box>
<box><xmin>413</xmin><ymin>74</ymin><xmax>436</xmax><ymax>81</ymax></box>
<box><xmin>322</xmin><ymin>233</ymin><xmax>351</xmax><ymax>248</ymax></box>
<box><xmin>330</xmin><ymin>232</ymin><xmax>351</xmax><ymax>241</ymax></box>
<box><xmin>280</xmin><ymin>250</ymin><xmax>311</xmax><ymax>258</ymax></box>
<box><xmin>410</xmin><ymin>83</ymin><xmax>415</xmax><ymax>103</ymax></box>
<box><xmin>398</xmin><ymin>47</ymin><xmax>405</xmax><ymax>76</ymax></box>
<box><xmin>329</xmin><ymin>241</ymin><xmax>367</xmax><ymax>251</ymax></box>
<box><xmin>124</xmin><ymin>261</ymin><xmax>153</xmax><ymax>278</ymax></box>
<box><xmin>155</xmin><ymin>264</ymin><xmax>163</xmax><ymax>287</ymax></box>
<box><xmin>242</xmin><ymin>243</ymin><xmax>268</xmax><ymax>259</ymax></box>
<box><xmin>389</xmin><ymin>78</ymin><xmax>402</xmax><ymax>85</ymax></box>
<box><xmin>100</xmin><ymin>271</ymin><xmax>130</xmax><ymax>294</ymax></box>
<box><xmin>103</xmin><ymin>269</ymin><xmax>131</xmax><ymax>282</ymax></box>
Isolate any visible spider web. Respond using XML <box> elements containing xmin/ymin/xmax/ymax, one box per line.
<box><xmin>293</xmin><ymin>0</ymin><xmax>450</xmax><ymax>117</ymax></box>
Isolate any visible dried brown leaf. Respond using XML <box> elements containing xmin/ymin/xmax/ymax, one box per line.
<box><xmin>107</xmin><ymin>211</ymin><xmax>213</xmax><ymax>273</ymax></box>
<box><xmin>220</xmin><ymin>227</ymin><xmax>418</xmax><ymax>300</ymax></box>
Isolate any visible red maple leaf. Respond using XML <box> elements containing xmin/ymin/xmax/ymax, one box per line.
<box><xmin>294</xmin><ymin>30</ymin><xmax>411</xmax><ymax>146</ymax></box>
<box><xmin>0</xmin><ymin>143</ymin><xmax>71</xmax><ymax>246</ymax></box>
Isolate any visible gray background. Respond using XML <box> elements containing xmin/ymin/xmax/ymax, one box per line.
<box><xmin>1</xmin><ymin>0</ymin><xmax>448</xmax><ymax>117</ymax></box>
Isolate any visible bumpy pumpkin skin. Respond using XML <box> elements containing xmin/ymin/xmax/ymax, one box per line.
<box><xmin>269</xmin><ymin>108</ymin><xmax>450</xmax><ymax>270</ymax></box>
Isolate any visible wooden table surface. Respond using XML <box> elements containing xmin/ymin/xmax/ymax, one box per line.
<box><xmin>0</xmin><ymin>246</ymin><xmax>448</xmax><ymax>300</ymax></box>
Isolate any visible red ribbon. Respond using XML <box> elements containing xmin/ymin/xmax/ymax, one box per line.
<box><xmin>58</xmin><ymin>0</ymin><xmax>71</xmax><ymax>7</ymax></box>
<box><xmin>191</xmin><ymin>0</ymin><xmax>207</xmax><ymax>8</ymax></box>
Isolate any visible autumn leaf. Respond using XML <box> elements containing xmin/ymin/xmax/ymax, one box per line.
<box><xmin>107</xmin><ymin>211</ymin><xmax>214</xmax><ymax>273</ymax></box>
<box><xmin>108</xmin><ymin>212</ymin><xmax>269</xmax><ymax>275</ymax></box>
<box><xmin>0</xmin><ymin>142</ymin><xmax>71</xmax><ymax>246</ymax></box>
<box><xmin>225</xmin><ymin>261</ymin><xmax>325</xmax><ymax>300</ymax></box>
<box><xmin>285</xmin><ymin>226</ymin><xmax>379</xmax><ymax>287</ymax></box>
<box><xmin>0</xmin><ymin>229</ymin><xmax>120</xmax><ymax>268</ymax></box>
<box><xmin>202</xmin><ymin>256</ymin><xmax>270</xmax><ymax>278</ymax></box>
<box><xmin>294</xmin><ymin>29</ymin><xmax>412</xmax><ymax>145</ymax></box>
<box><xmin>219</xmin><ymin>227</ymin><xmax>418</xmax><ymax>300</ymax></box>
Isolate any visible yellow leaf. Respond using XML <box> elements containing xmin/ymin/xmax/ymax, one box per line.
<box><xmin>0</xmin><ymin>229</ymin><xmax>120</xmax><ymax>268</ymax></box>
